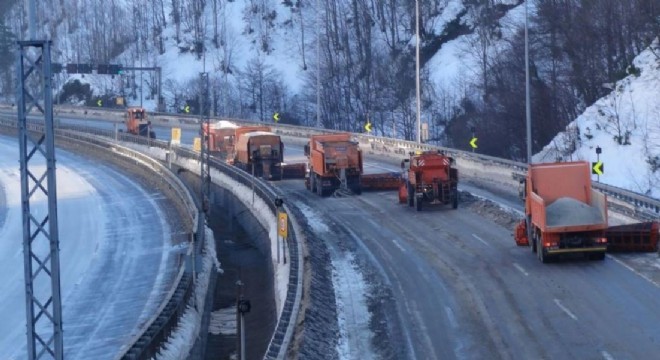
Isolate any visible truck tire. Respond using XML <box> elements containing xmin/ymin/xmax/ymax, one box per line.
<box><xmin>451</xmin><ymin>189</ymin><xmax>458</xmax><ymax>209</ymax></box>
<box><xmin>407</xmin><ymin>182</ymin><xmax>414</xmax><ymax>207</ymax></box>
<box><xmin>309</xmin><ymin>173</ymin><xmax>316</xmax><ymax>193</ymax></box>
<box><xmin>415</xmin><ymin>194</ymin><xmax>422</xmax><ymax>211</ymax></box>
<box><xmin>316</xmin><ymin>175</ymin><xmax>324</xmax><ymax>197</ymax></box>
<box><xmin>590</xmin><ymin>252</ymin><xmax>606</xmax><ymax>261</ymax></box>
<box><xmin>536</xmin><ymin>236</ymin><xmax>549</xmax><ymax>263</ymax></box>
<box><xmin>528</xmin><ymin>218</ymin><xmax>536</xmax><ymax>253</ymax></box>
<box><xmin>352</xmin><ymin>185</ymin><xmax>362</xmax><ymax>195</ymax></box>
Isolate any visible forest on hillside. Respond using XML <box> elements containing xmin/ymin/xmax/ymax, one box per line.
<box><xmin>0</xmin><ymin>0</ymin><xmax>658</xmax><ymax>160</ymax></box>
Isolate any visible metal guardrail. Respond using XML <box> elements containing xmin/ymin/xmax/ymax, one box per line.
<box><xmin>0</xmin><ymin>112</ymin><xmax>302</xmax><ymax>360</ymax></box>
<box><xmin>24</xmin><ymin>104</ymin><xmax>657</xmax><ymax>219</ymax></box>
<box><xmin>171</xmin><ymin>147</ymin><xmax>303</xmax><ymax>360</ymax></box>
<box><xmin>0</xmin><ymin>115</ymin><xmax>199</xmax><ymax>359</ymax></box>
<box><xmin>3</xmin><ymin>105</ymin><xmax>658</xmax><ymax>355</ymax></box>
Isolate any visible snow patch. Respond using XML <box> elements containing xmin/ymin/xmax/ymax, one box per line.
<box><xmin>333</xmin><ymin>253</ymin><xmax>376</xmax><ymax>360</ymax></box>
<box><xmin>297</xmin><ymin>202</ymin><xmax>330</xmax><ymax>233</ymax></box>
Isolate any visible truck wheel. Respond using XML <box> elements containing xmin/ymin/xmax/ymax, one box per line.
<box><xmin>528</xmin><ymin>218</ymin><xmax>536</xmax><ymax>253</ymax></box>
<box><xmin>451</xmin><ymin>189</ymin><xmax>458</xmax><ymax>209</ymax></box>
<box><xmin>415</xmin><ymin>195</ymin><xmax>422</xmax><ymax>211</ymax></box>
<box><xmin>407</xmin><ymin>183</ymin><xmax>414</xmax><ymax>207</ymax></box>
<box><xmin>309</xmin><ymin>173</ymin><xmax>316</xmax><ymax>192</ymax></box>
<box><xmin>352</xmin><ymin>185</ymin><xmax>362</xmax><ymax>195</ymax></box>
<box><xmin>316</xmin><ymin>175</ymin><xmax>324</xmax><ymax>197</ymax></box>
<box><xmin>537</xmin><ymin>236</ymin><xmax>548</xmax><ymax>263</ymax></box>
<box><xmin>590</xmin><ymin>252</ymin><xmax>606</xmax><ymax>261</ymax></box>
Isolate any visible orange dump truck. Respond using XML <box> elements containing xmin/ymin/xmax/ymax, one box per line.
<box><xmin>232</xmin><ymin>129</ymin><xmax>283</xmax><ymax>180</ymax></box>
<box><xmin>515</xmin><ymin>161</ymin><xmax>608</xmax><ymax>262</ymax></box>
<box><xmin>398</xmin><ymin>150</ymin><xmax>458</xmax><ymax>211</ymax></box>
<box><xmin>305</xmin><ymin>133</ymin><xmax>363</xmax><ymax>196</ymax></box>
<box><xmin>124</xmin><ymin>107</ymin><xmax>155</xmax><ymax>138</ymax></box>
<box><xmin>202</xmin><ymin>120</ymin><xmax>238</xmax><ymax>157</ymax></box>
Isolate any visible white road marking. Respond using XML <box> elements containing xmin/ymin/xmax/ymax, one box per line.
<box><xmin>392</xmin><ymin>239</ymin><xmax>407</xmax><ymax>253</ymax></box>
<box><xmin>553</xmin><ymin>299</ymin><xmax>578</xmax><ymax>321</ymax></box>
<box><xmin>607</xmin><ymin>254</ymin><xmax>660</xmax><ymax>288</ymax></box>
<box><xmin>601</xmin><ymin>350</ymin><xmax>615</xmax><ymax>360</ymax></box>
<box><xmin>444</xmin><ymin>306</ymin><xmax>458</xmax><ymax>328</ymax></box>
<box><xmin>472</xmin><ymin>234</ymin><xmax>490</xmax><ymax>247</ymax></box>
<box><xmin>513</xmin><ymin>262</ymin><xmax>529</xmax><ymax>276</ymax></box>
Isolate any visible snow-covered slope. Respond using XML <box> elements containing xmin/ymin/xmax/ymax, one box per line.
<box><xmin>534</xmin><ymin>39</ymin><xmax>660</xmax><ymax>199</ymax></box>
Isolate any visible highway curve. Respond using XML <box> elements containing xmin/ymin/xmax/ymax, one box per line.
<box><xmin>52</xmin><ymin>116</ymin><xmax>660</xmax><ymax>359</ymax></box>
<box><xmin>277</xmin><ymin>170</ymin><xmax>660</xmax><ymax>359</ymax></box>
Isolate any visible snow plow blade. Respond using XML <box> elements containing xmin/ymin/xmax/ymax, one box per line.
<box><xmin>361</xmin><ymin>172</ymin><xmax>401</xmax><ymax>191</ymax></box>
<box><xmin>514</xmin><ymin>220</ymin><xmax>529</xmax><ymax>246</ymax></box>
<box><xmin>282</xmin><ymin>163</ymin><xmax>307</xmax><ymax>179</ymax></box>
<box><xmin>606</xmin><ymin>221</ymin><xmax>659</xmax><ymax>252</ymax></box>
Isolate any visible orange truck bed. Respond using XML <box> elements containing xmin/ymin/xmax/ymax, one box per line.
<box><xmin>527</xmin><ymin>162</ymin><xmax>608</xmax><ymax>232</ymax></box>
<box><xmin>524</xmin><ymin>161</ymin><xmax>608</xmax><ymax>261</ymax></box>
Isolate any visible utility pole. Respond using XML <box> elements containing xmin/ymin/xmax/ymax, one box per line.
<box><xmin>27</xmin><ymin>0</ymin><xmax>36</xmax><ymax>39</ymax></box>
<box><xmin>415</xmin><ymin>0</ymin><xmax>422</xmax><ymax>143</ymax></box>
<box><xmin>18</xmin><ymin>40</ymin><xmax>65</xmax><ymax>360</ymax></box>
<box><xmin>316</xmin><ymin>0</ymin><xmax>322</xmax><ymax>128</ymax></box>
<box><xmin>525</xmin><ymin>0</ymin><xmax>532</xmax><ymax>164</ymax></box>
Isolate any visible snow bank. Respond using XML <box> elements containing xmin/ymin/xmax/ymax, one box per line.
<box><xmin>154</xmin><ymin>227</ymin><xmax>221</xmax><ymax>359</ymax></box>
<box><xmin>534</xmin><ymin>39</ymin><xmax>660</xmax><ymax>199</ymax></box>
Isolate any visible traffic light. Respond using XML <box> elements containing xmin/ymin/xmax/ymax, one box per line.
<box><xmin>66</xmin><ymin>63</ymin><xmax>78</xmax><ymax>74</ymax></box>
<box><xmin>97</xmin><ymin>64</ymin><xmax>109</xmax><ymax>74</ymax></box>
<box><xmin>51</xmin><ymin>63</ymin><xmax>63</xmax><ymax>73</ymax></box>
<box><xmin>78</xmin><ymin>63</ymin><xmax>92</xmax><ymax>74</ymax></box>
<box><xmin>108</xmin><ymin>64</ymin><xmax>123</xmax><ymax>75</ymax></box>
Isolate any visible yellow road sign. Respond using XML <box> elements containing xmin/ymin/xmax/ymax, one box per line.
<box><xmin>278</xmin><ymin>211</ymin><xmax>288</xmax><ymax>238</ymax></box>
<box><xmin>171</xmin><ymin>127</ymin><xmax>181</xmax><ymax>145</ymax></box>
<box><xmin>470</xmin><ymin>137</ymin><xmax>478</xmax><ymax>149</ymax></box>
<box><xmin>184</xmin><ymin>105</ymin><xmax>190</xmax><ymax>113</ymax></box>
<box><xmin>193</xmin><ymin>137</ymin><xmax>201</xmax><ymax>152</ymax></box>
<box><xmin>97</xmin><ymin>99</ymin><xmax>102</xmax><ymax>107</ymax></box>
<box><xmin>116</xmin><ymin>97</ymin><xmax>124</xmax><ymax>106</ymax></box>
<box><xmin>365</xmin><ymin>122</ymin><xmax>372</xmax><ymax>133</ymax></box>
<box><xmin>273</xmin><ymin>112</ymin><xmax>280</xmax><ymax>122</ymax></box>
<box><xmin>592</xmin><ymin>161</ymin><xmax>604</xmax><ymax>175</ymax></box>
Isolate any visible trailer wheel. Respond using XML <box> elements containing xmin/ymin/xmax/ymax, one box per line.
<box><xmin>407</xmin><ymin>182</ymin><xmax>414</xmax><ymax>207</ymax></box>
<box><xmin>415</xmin><ymin>194</ymin><xmax>423</xmax><ymax>211</ymax></box>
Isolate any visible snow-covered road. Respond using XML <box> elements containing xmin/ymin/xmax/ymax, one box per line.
<box><xmin>0</xmin><ymin>135</ymin><xmax>177</xmax><ymax>359</ymax></box>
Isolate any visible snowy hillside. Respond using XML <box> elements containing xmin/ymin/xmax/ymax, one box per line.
<box><xmin>534</xmin><ymin>39</ymin><xmax>660</xmax><ymax>199</ymax></box>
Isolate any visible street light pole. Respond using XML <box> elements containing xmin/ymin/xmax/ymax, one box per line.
<box><xmin>316</xmin><ymin>0</ymin><xmax>321</xmax><ymax>128</ymax></box>
<box><xmin>415</xmin><ymin>0</ymin><xmax>421</xmax><ymax>143</ymax></box>
<box><xmin>525</xmin><ymin>0</ymin><xmax>532</xmax><ymax>164</ymax></box>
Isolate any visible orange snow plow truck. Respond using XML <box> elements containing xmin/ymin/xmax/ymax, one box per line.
<box><xmin>398</xmin><ymin>150</ymin><xmax>458</xmax><ymax>211</ymax></box>
<box><xmin>232</xmin><ymin>126</ymin><xmax>284</xmax><ymax>180</ymax></box>
<box><xmin>305</xmin><ymin>133</ymin><xmax>363</xmax><ymax>196</ymax></box>
<box><xmin>515</xmin><ymin>161</ymin><xmax>608</xmax><ymax>262</ymax></box>
<box><xmin>202</xmin><ymin>120</ymin><xmax>238</xmax><ymax>157</ymax></box>
<box><xmin>124</xmin><ymin>107</ymin><xmax>155</xmax><ymax>138</ymax></box>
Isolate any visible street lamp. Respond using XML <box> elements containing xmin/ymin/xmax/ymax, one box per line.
<box><xmin>415</xmin><ymin>0</ymin><xmax>421</xmax><ymax>143</ymax></box>
<box><xmin>525</xmin><ymin>0</ymin><xmax>532</xmax><ymax>164</ymax></box>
